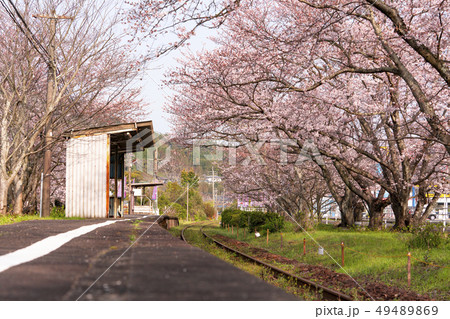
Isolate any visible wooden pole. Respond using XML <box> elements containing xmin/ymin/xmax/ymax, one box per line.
<box><xmin>341</xmin><ymin>241</ymin><xmax>345</xmax><ymax>267</ymax></box>
<box><xmin>244</xmin><ymin>228</ymin><xmax>246</xmax><ymax>238</ymax></box>
<box><xmin>39</xmin><ymin>12</ymin><xmax>56</xmax><ymax>218</ymax></box>
<box><xmin>212</xmin><ymin>168</ymin><xmax>216</xmax><ymax>219</ymax></box>
<box><xmin>34</xmin><ymin>12</ymin><xmax>74</xmax><ymax>217</ymax></box>
<box><xmin>232</xmin><ymin>225</ymin><xmax>234</xmax><ymax>235</ymax></box>
<box><xmin>267</xmin><ymin>229</ymin><xmax>269</xmax><ymax>245</ymax></box>
<box><xmin>128</xmin><ymin>157</ymin><xmax>132</xmax><ymax>215</ymax></box>
<box><xmin>186</xmin><ymin>183</ymin><xmax>189</xmax><ymax>222</ymax></box>
<box><xmin>407</xmin><ymin>252</ymin><xmax>411</xmax><ymax>287</ymax></box>
<box><xmin>280</xmin><ymin>233</ymin><xmax>283</xmax><ymax>249</ymax></box>
<box><xmin>303</xmin><ymin>238</ymin><xmax>306</xmax><ymax>256</ymax></box>
<box><xmin>114</xmin><ymin>148</ymin><xmax>118</xmax><ymax>218</ymax></box>
<box><xmin>121</xmin><ymin>155</ymin><xmax>125</xmax><ymax>217</ymax></box>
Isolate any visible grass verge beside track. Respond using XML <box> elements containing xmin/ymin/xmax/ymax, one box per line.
<box><xmin>208</xmin><ymin>222</ymin><xmax>449</xmax><ymax>300</ymax></box>
<box><xmin>0</xmin><ymin>214</ymin><xmax>82</xmax><ymax>225</ymax></box>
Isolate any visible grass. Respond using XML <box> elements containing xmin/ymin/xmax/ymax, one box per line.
<box><xmin>0</xmin><ymin>214</ymin><xmax>82</xmax><ymax>225</ymax></box>
<box><xmin>208</xmin><ymin>222</ymin><xmax>450</xmax><ymax>300</ymax></box>
<box><xmin>128</xmin><ymin>219</ymin><xmax>145</xmax><ymax>244</ymax></box>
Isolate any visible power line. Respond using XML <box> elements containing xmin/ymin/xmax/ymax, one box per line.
<box><xmin>7</xmin><ymin>0</ymin><xmax>50</xmax><ymax>58</ymax></box>
<box><xmin>0</xmin><ymin>0</ymin><xmax>50</xmax><ymax>63</ymax></box>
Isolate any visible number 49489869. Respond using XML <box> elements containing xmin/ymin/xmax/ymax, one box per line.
<box><xmin>376</xmin><ymin>306</ymin><xmax>438</xmax><ymax>316</ymax></box>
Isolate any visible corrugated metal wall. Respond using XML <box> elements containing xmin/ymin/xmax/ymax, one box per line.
<box><xmin>66</xmin><ymin>135</ymin><xmax>109</xmax><ymax>218</ymax></box>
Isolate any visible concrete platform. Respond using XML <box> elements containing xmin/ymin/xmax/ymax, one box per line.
<box><xmin>0</xmin><ymin>217</ymin><xmax>298</xmax><ymax>301</ymax></box>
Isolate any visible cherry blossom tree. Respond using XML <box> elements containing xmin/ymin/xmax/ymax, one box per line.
<box><xmin>161</xmin><ymin>0</ymin><xmax>448</xmax><ymax>229</ymax></box>
<box><xmin>0</xmin><ymin>0</ymin><xmax>146</xmax><ymax>215</ymax></box>
<box><xmin>131</xmin><ymin>0</ymin><xmax>449</xmax><ymax>153</ymax></box>
<box><xmin>129</xmin><ymin>0</ymin><xmax>449</xmax><ymax>228</ymax></box>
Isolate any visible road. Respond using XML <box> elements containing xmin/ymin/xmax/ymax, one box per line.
<box><xmin>0</xmin><ymin>216</ymin><xmax>297</xmax><ymax>301</ymax></box>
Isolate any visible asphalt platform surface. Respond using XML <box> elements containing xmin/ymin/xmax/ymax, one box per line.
<box><xmin>0</xmin><ymin>216</ymin><xmax>298</xmax><ymax>301</ymax></box>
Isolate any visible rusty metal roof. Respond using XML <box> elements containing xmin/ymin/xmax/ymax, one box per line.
<box><xmin>65</xmin><ymin>120</ymin><xmax>154</xmax><ymax>153</ymax></box>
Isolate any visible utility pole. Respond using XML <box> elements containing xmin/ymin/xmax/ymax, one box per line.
<box><xmin>153</xmin><ymin>148</ymin><xmax>158</xmax><ymax>214</ymax></box>
<box><xmin>34</xmin><ymin>10</ymin><xmax>73</xmax><ymax>217</ymax></box>
<box><xmin>212</xmin><ymin>168</ymin><xmax>216</xmax><ymax>219</ymax></box>
<box><xmin>222</xmin><ymin>190</ymin><xmax>225</xmax><ymax>218</ymax></box>
<box><xmin>128</xmin><ymin>156</ymin><xmax>132</xmax><ymax>215</ymax></box>
<box><xmin>186</xmin><ymin>183</ymin><xmax>189</xmax><ymax>222</ymax></box>
<box><xmin>153</xmin><ymin>148</ymin><xmax>158</xmax><ymax>179</ymax></box>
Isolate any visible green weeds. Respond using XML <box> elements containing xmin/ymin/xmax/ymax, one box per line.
<box><xmin>208</xmin><ymin>222</ymin><xmax>449</xmax><ymax>299</ymax></box>
<box><xmin>0</xmin><ymin>214</ymin><xmax>82</xmax><ymax>225</ymax></box>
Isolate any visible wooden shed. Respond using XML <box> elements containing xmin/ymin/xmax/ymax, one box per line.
<box><xmin>64</xmin><ymin>121</ymin><xmax>154</xmax><ymax>218</ymax></box>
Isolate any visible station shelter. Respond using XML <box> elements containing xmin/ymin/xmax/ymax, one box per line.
<box><xmin>64</xmin><ymin>121</ymin><xmax>155</xmax><ymax>218</ymax></box>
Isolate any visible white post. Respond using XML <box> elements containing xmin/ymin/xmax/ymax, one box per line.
<box><xmin>326</xmin><ymin>215</ymin><xmax>329</xmax><ymax>225</ymax></box>
<box><xmin>444</xmin><ymin>195</ymin><xmax>447</xmax><ymax>233</ymax></box>
<box><xmin>445</xmin><ymin>194</ymin><xmax>448</xmax><ymax>219</ymax></box>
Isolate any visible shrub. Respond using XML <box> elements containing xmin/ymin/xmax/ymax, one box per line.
<box><xmin>203</xmin><ymin>202</ymin><xmax>215</xmax><ymax>219</ymax></box>
<box><xmin>221</xmin><ymin>209</ymin><xmax>285</xmax><ymax>233</ymax></box>
<box><xmin>50</xmin><ymin>206</ymin><xmax>65</xmax><ymax>218</ymax></box>
<box><xmin>408</xmin><ymin>224</ymin><xmax>444</xmax><ymax>249</ymax></box>
<box><xmin>166</xmin><ymin>202</ymin><xmax>187</xmax><ymax>220</ymax></box>
<box><xmin>248</xmin><ymin>211</ymin><xmax>266</xmax><ymax>232</ymax></box>
<box><xmin>261</xmin><ymin>212</ymin><xmax>285</xmax><ymax>233</ymax></box>
<box><xmin>221</xmin><ymin>208</ymin><xmax>234</xmax><ymax>227</ymax></box>
<box><xmin>238</xmin><ymin>210</ymin><xmax>250</xmax><ymax>228</ymax></box>
<box><xmin>194</xmin><ymin>210</ymin><xmax>207</xmax><ymax>221</ymax></box>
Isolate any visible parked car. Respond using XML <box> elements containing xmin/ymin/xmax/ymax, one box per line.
<box><xmin>428</xmin><ymin>212</ymin><xmax>438</xmax><ymax>220</ymax></box>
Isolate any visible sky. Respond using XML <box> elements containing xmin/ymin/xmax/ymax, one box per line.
<box><xmin>135</xmin><ymin>28</ymin><xmax>217</xmax><ymax>134</ymax></box>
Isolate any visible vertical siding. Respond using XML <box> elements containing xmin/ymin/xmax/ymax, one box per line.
<box><xmin>66</xmin><ymin>135</ymin><xmax>108</xmax><ymax>218</ymax></box>
<box><xmin>106</xmin><ymin>136</ymin><xmax>110</xmax><ymax>218</ymax></box>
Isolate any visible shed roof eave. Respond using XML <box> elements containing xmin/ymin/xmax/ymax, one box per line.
<box><xmin>63</xmin><ymin>120</ymin><xmax>153</xmax><ymax>138</ymax></box>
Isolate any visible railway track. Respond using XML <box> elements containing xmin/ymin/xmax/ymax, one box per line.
<box><xmin>181</xmin><ymin>224</ymin><xmax>353</xmax><ymax>301</ymax></box>
<box><xmin>180</xmin><ymin>224</ymin><xmax>192</xmax><ymax>242</ymax></box>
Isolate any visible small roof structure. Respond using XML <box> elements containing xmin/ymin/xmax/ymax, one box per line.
<box><xmin>64</xmin><ymin>120</ymin><xmax>154</xmax><ymax>153</ymax></box>
<box><xmin>131</xmin><ymin>182</ymin><xmax>164</xmax><ymax>188</ymax></box>
<box><xmin>65</xmin><ymin>120</ymin><xmax>157</xmax><ymax>219</ymax></box>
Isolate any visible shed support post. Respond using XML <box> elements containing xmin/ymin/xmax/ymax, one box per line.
<box><xmin>114</xmin><ymin>148</ymin><xmax>118</xmax><ymax>218</ymax></box>
<box><xmin>121</xmin><ymin>154</ymin><xmax>125</xmax><ymax>217</ymax></box>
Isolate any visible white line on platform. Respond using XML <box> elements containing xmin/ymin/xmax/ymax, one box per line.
<box><xmin>0</xmin><ymin>220</ymin><xmax>120</xmax><ymax>273</ymax></box>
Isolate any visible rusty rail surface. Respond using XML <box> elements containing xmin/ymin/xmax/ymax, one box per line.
<box><xmin>199</xmin><ymin>226</ymin><xmax>353</xmax><ymax>301</ymax></box>
<box><xmin>180</xmin><ymin>225</ymin><xmax>192</xmax><ymax>242</ymax></box>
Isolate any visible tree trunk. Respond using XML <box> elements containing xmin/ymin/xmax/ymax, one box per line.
<box><xmin>391</xmin><ymin>191</ymin><xmax>411</xmax><ymax>229</ymax></box>
<box><xmin>411</xmin><ymin>189</ymin><xmax>440</xmax><ymax>227</ymax></box>
<box><xmin>292</xmin><ymin>201</ymin><xmax>313</xmax><ymax>230</ymax></box>
<box><xmin>338</xmin><ymin>188</ymin><xmax>355</xmax><ymax>227</ymax></box>
<box><xmin>23</xmin><ymin>159</ymin><xmax>42</xmax><ymax>214</ymax></box>
<box><xmin>368</xmin><ymin>202</ymin><xmax>385</xmax><ymax>230</ymax></box>
<box><xmin>0</xmin><ymin>177</ymin><xmax>9</xmax><ymax>215</ymax></box>
<box><xmin>13</xmin><ymin>175</ymin><xmax>24</xmax><ymax>216</ymax></box>
<box><xmin>353</xmin><ymin>199</ymin><xmax>365</xmax><ymax>222</ymax></box>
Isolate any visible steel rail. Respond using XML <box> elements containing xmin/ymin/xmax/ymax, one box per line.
<box><xmin>180</xmin><ymin>225</ymin><xmax>193</xmax><ymax>242</ymax></box>
<box><xmin>199</xmin><ymin>226</ymin><xmax>353</xmax><ymax>301</ymax></box>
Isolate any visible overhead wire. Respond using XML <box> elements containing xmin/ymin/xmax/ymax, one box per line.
<box><xmin>0</xmin><ymin>0</ymin><xmax>50</xmax><ymax>64</ymax></box>
<box><xmin>7</xmin><ymin>0</ymin><xmax>50</xmax><ymax>59</ymax></box>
